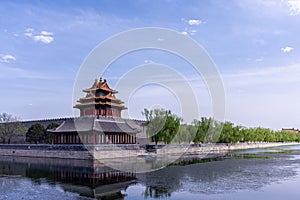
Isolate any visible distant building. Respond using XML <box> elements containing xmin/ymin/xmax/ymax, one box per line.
<box><xmin>282</xmin><ymin>128</ymin><xmax>300</xmax><ymax>134</ymax></box>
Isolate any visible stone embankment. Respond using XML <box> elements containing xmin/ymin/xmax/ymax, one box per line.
<box><xmin>157</xmin><ymin>142</ymin><xmax>299</xmax><ymax>156</ymax></box>
<box><xmin>0</xmin><ymin>142</ymin><xmax>298</xmax><ymax>160</ymax></box>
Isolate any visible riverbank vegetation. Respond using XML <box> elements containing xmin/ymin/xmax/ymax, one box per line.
<box><xmin>143</xmin><ymin>108</ymin><xmax>300</xmax><ymax>144</ymax></box>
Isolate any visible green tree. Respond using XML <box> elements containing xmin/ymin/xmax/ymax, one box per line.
<box><xmin>192</xmin><ymin>117</ymin><xmax>222</xmax><ymax>144</ymax></box>
<box><xmin>176</xmin><ymin>124</ymin><xmax>196</xmax><ymax>144</ymax></box>
<box><xmin>217</xmin><ymin>123</ymin><xmax>288</xmax><ymax>143</ymax></box>
<box><xmin>186</xmin><ymin>124</ymin><xmax>197</xmax><ymax>144</ymax></box>
<box><xmin>219</xmin><ymin>121</ymin><xmax>234</xmax><ymax>143</ymax></box>
<box><xmin>218</xmin><ymin>122</ymin><xmax>243</xmax><ymax>143</ymax></box>
<box><xmin>243</xmin><ymin>128</ymin><xmax>257</xmax><ymax>142</ymax></box>
<box><xmin>162</xmin><ymin>114</ymin><xmax>180</xmax><ymax>144</ymax></box>
<box><xmin>296</xmin><ymin>134</ymin><xmax>300</xmax><ymax>142</ymax></box>
<box><xmin>142</xmin><ymin>108</ymin><xmax>181</xmax><ymax>145</ymax></box>
<box><xmin>193</xmin><ymin>118</ymin><xmax>212</xmax><ymax>144</ymax></box>
<box><xmin>46</xmin><ymin>122</ymin><xmax>59</xmax><ymax>130</ymax></box>
<box><xmin>279</xmin><ymin>131</ymin><xmax>298</xmax><ymax>142</ymax></box>
<box><xmin>144</xmin><ymin>111</ymin><xmax>300</xmax><ymax>145</ymax></box>
<box><xmin>26</xmin><ymin>123</ymin><xmax>45</xmax><ymax>144</ymax></box>
<box><xmin>0</xmin><ymin>113</ymin><xmax>26</xmax><ymax>144</ymax></box>
<box><xmin>142</xmin><ymin>108</ymin><xmax>167</xmax><ymax>145</ymax></box>
<box><xmin>175</xmin><ymin>124</ymin><xmax>186</xmax><ymax>144</ymax></box>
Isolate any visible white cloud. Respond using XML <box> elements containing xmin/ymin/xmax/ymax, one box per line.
<box><xmin>287</xmin><ymin>0</ymin><xmax>300</xmax><ymax>15</ymax></box>
<box><xmin>33</xmin><ymin>35</ymin><xmax>54</xmax><ymax>44</ymax></box>
<box><xmin>281</xmin><ymin>46</ymin><xmax>294</xmax><ymax>53</ymax></box>
<box><xmin>24</xmin><ymin>28</ymin><xmax>54</xmax><ymax>44</ymax></box>
<box><xmin>182</xmin><ymin>18</ymin><xmax>205</xmax><ymax>26</ymax></box>
<box><xmin>188</xmin><ymin>19</ymin><xmax>204</xmax><ymax>26</ymax></box>
<box><xmin>180</xmin><ymin>19</ymin><xmax>202</xmax><ymax>36</ymax></box>
<box><xmin>0</xmin><ymin>54</ymin><xmax>16</xmax><ymax>63</ymax></box>
<box><xmin>40</xmin><ymin>30</ymin><xmax>53</xmax><ymax>36</ymax></box>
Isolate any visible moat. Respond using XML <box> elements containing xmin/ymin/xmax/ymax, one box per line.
<box><xmin>1</xmin><ymin>145</ymin><xmax>300</xmax><ymax>200</ymax></box>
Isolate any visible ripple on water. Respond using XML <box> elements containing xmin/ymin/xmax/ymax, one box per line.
<box><xmin>0</xmin><ymin>177</ymin><xmax>92</xmax><ymax>200</ymax></box>
<box><xmin>137</xmin><ymin>152</ymin><xmax>298</xmax><ymax>196</ymax></box>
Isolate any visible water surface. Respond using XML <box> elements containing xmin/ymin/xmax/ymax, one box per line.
<box><xmin>1</xmin><ymin>145</ymin><xmax>300</xmax><ymax>199</ymax></box>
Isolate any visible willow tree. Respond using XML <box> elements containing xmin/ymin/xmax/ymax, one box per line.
<box><xmin>142</xmin><ymin>108</ymin><xmax>180</xmax><ymax>145</ymax></box>
<box><xmin>193</xmin><ymin>118</ymin><xmax>221</xmax><ymax>144</ymax></box>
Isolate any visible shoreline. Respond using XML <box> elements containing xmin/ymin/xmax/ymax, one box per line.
<box><xmin>0</xmin><ymin>142</ymin><xmax>298</xmax><ymax>160</ymax></box>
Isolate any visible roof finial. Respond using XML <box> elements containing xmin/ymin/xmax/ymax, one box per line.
<box><xmin>92</xmin><ymin>79</ymin><xmax>98</xmax><ymax>88</ymax></box>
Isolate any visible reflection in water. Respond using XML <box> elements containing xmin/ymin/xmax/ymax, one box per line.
<box><xmin>1</xmin><ymin>145</ymin><xmax>300</xmax><ymax>199</ymax></box>
<box><xmin>144</xmin><ymin>186</ymin><xmax>171</xmax><ymax>198</ymax></box>
<box><xmin>0</xmin><ymin>156</ymin><xmax>136</xmax><ymax>199</ymax></box>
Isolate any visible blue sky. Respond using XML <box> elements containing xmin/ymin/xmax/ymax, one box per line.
<box><xmin>0</xmin><ymin>0</ymin><xmax>300</xmax><ymax>130</ymax></box>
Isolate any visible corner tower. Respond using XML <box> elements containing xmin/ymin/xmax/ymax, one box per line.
<box><xmin>74</xmin><ymin>78</ymin><xmax>127</xmax><ymax>117</ymax></box>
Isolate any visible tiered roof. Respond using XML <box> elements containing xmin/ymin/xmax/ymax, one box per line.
<box><xmin>83</xmin><ymin>78</ymin><xmax>118</xmax><ymax>93</ymax></box>
<box><xmin>74</xmin><ymin>78</ymin><xmax>127</xmax><ymax>110</ymax></box>
<box><xmin>49</xmin><ymin>117</ymin><xmax>140</xmax><ymax>134</ymax></box>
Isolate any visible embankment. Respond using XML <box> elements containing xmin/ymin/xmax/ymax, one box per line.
<box><xmin>0</xmin><ymin>142</ymin><xmax>298</xmax><ymax>160</ymax></box>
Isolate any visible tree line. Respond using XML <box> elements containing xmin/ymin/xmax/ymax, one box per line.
<box><xmin>143</xmin><ymin>109</ymin><xmax>300</xmax><ymax>144</ymax></box>
<box><xmin>0</xmin><ymin>112</ymin><xmax>59</xmax><ymax>144</ymax></box>
<box><xmin>1</xmin><ymin>111</ymin><xmax>299</xmax><ymax>145</ymax></box>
